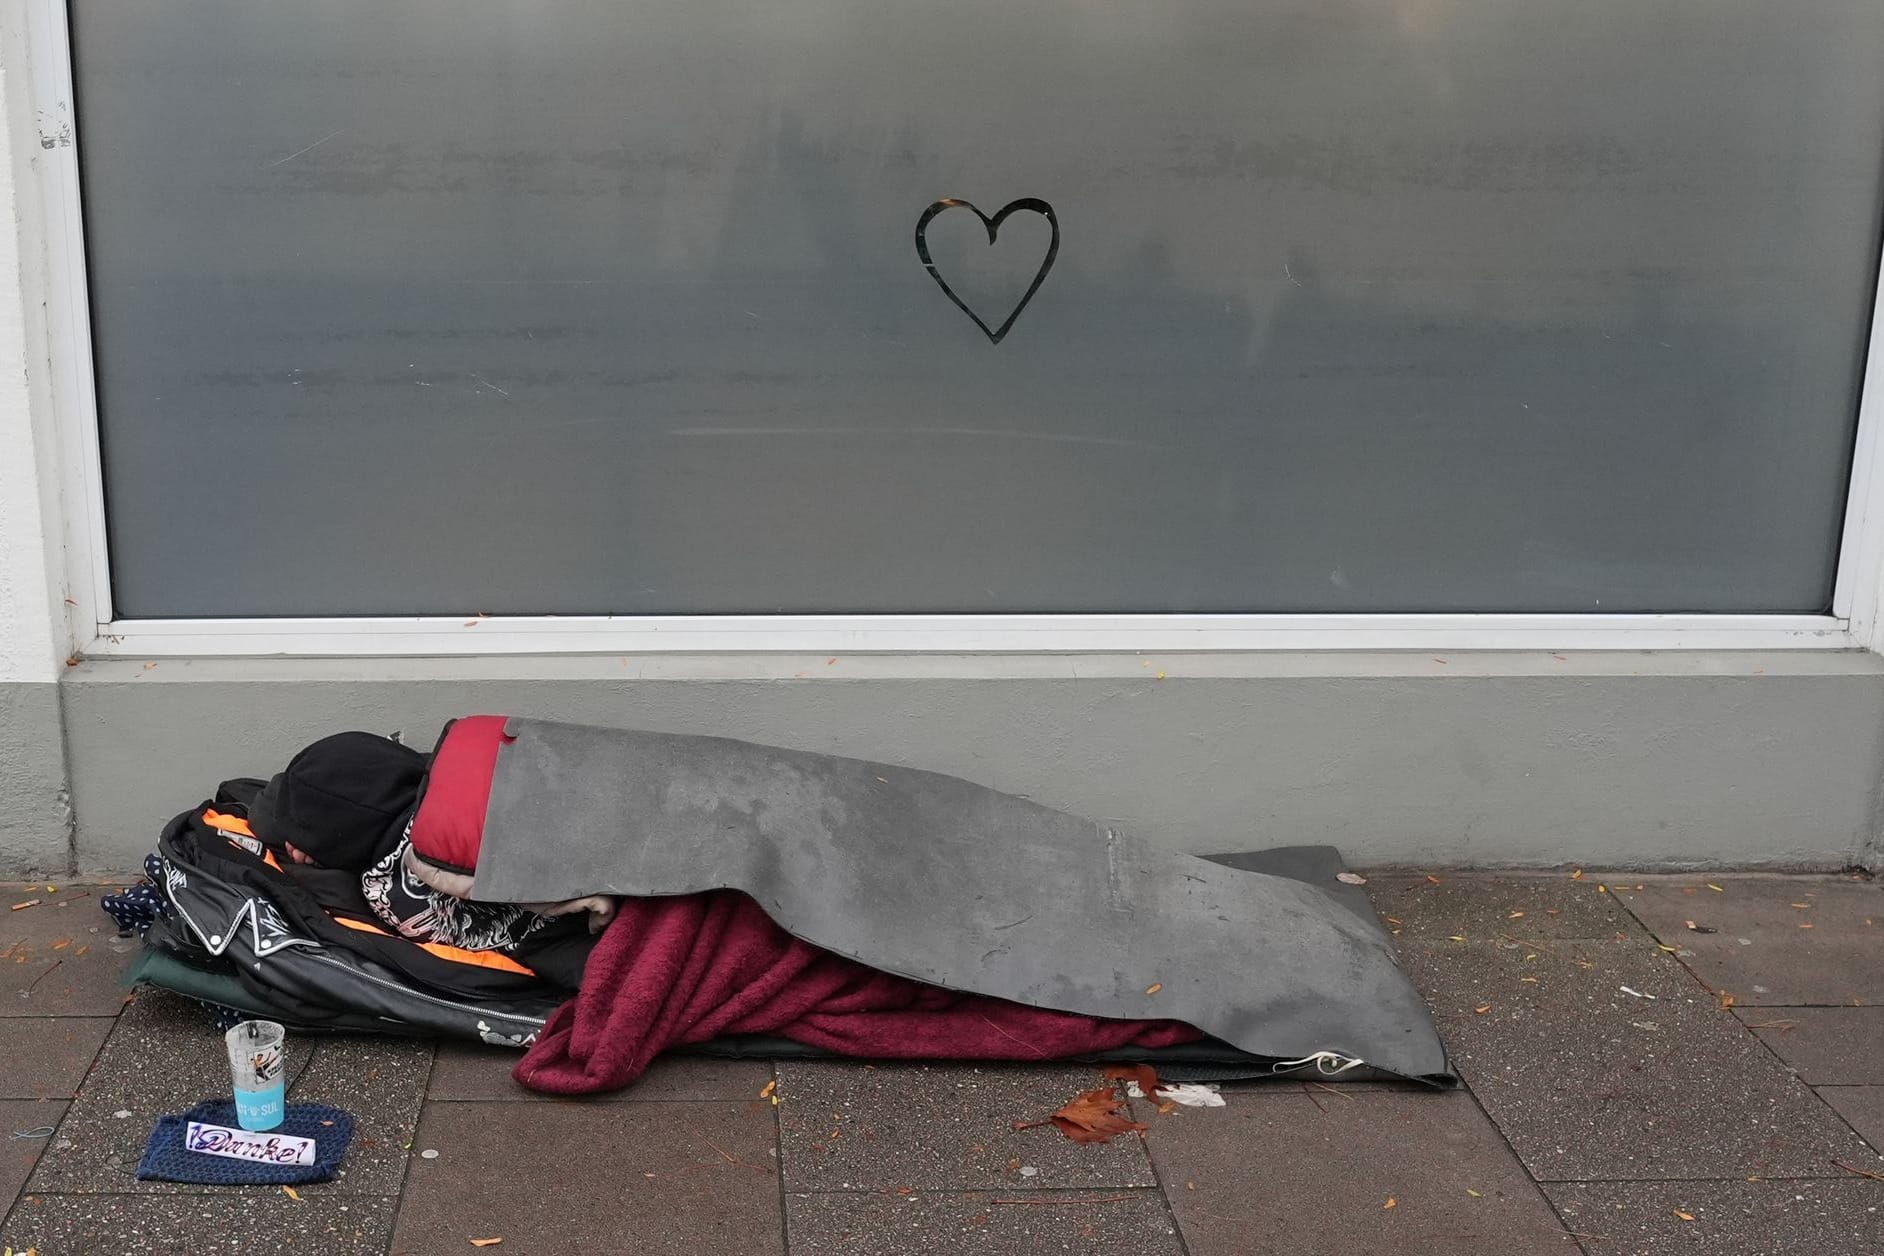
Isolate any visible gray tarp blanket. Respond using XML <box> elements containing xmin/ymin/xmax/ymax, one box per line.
<box><xmin>472</xmin><ymin>717</ymin><xmax>1452</xmax><ymax>1083</ymax></box>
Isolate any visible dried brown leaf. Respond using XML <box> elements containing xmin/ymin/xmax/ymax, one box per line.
<box><xmin>1048</xmin><ymin>1084</ymin><xmax>1148</xmax><ymax>1145</ymax></box>
<box><xmin>1103</xmin><ymin>1063</ymin><xmax>1163</xmax><ymax>1099</ymax></box>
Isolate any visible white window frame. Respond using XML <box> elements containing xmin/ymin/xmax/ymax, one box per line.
<box><xmin>26</xmin><ymin>0</ymin><xmax>1884</xmax><ymax>658</ymax></box>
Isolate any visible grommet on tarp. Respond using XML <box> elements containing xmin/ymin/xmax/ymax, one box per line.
<box><xmin>1269</xmin><ymin>1050</ymin><xmax>1365</xmax><ymax>1076</ymax></box>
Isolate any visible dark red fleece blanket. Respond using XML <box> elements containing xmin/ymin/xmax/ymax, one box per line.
<box><xmin>514</xmin><ymin>889</ymin><xmax>1201</xmax><ymax>1095</ymax></box>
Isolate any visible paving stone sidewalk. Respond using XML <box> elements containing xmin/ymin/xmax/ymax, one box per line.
<box><xmin>3</xmin><ymin>872</ymin><xmax>1881</xmax><ymax>1255</ymax></box>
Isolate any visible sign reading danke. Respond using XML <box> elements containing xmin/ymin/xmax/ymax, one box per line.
<box><xmin>185</xmin><ymin>1120</ymin><xmax>316</xmax><ymax>1167</ymax></box>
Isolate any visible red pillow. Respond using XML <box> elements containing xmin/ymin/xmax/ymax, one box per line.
<box><xmin>408</xmin><ymin>715</ymin><xmax>511</xmax><ymax>874</ymax></box>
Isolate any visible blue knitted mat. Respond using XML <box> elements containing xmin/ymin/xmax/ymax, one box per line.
<box><xmin>135</xmin><ymin>1100</ymin><xmax>353</xmax><ymax>1185</ymax></box>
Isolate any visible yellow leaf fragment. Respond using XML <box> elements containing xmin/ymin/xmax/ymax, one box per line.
<box><xmin>1145</xmin><ymin>982</ymin><xmax>1163</xmax><ymax>995</ymax></box>
<box><xmin>1383</xmin><ymin>1197</ymin><xmax>1397</xmax><ymax>1210</ymax></box>
<box><xmin>1674</xmin><ymin>1210</ymin><xmax>1694</xmax><ymax>1222</ymax></box>
<box><xmin>282</xmin><ymin>1185</ymin><xmax>302</xmax><ymax>1202</ymax></box>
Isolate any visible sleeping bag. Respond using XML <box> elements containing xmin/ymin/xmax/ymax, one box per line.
<box><xmin>126</xmin><ymin>717</ymin><xmax>1453</xmax><ymax>1094</ymax></box>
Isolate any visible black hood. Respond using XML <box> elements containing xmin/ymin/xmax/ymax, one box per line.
<box><xmin>247</xmin><ymin>732</ymin><xmax>425</xmax><ymax>870</ymax></box>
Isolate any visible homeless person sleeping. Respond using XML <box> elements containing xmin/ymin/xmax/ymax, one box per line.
<box><xmin>115</xmin><ymin>716</ymin><xmax>1452</xmax><ymax>1095</ymax></box>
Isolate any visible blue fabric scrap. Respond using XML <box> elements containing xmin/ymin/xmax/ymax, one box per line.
<box><xmin>101</xmin><ymin>854</ymin><xmax>171</xmax><ymax>936</ymax></box>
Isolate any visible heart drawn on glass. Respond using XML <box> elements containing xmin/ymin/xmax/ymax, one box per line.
<box><xmin>914</xmin><ymin>197</ymin><xmax>1060</xmax><ymax>345</ymax></box>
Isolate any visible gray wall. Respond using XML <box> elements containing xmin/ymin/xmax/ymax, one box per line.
<box><xmin>41</xmin><ymin>652</ymin><xmax>1884</xmax><ymax>877</ymax></box>
<box><xmin>0</xmin><ymin>682</ymin><xmax>70</xmax><ymax>875</ymax></box>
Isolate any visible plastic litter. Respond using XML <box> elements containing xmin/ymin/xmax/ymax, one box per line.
<box><xmin>1125</xmin><ymin>1080</ymin><xmax>1226</xmax><ymax>1108</ymax></box>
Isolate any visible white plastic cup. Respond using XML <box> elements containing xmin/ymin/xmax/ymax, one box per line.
<box><xmin>225</xmin><ymin>1020</ymin><xmax>286</xmax><ymax>1131</ymax></box>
